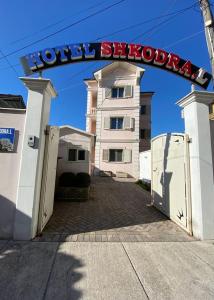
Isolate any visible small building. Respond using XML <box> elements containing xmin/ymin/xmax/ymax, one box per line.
<box><xmin>85</xmin><ymin>62</ymin><xmax>153</xmax><ymax>179</ymax></box>
<box><xmin>57</xmin><ymin>125</ymin><xmax>94</xmax><ymax>178</ymax></box>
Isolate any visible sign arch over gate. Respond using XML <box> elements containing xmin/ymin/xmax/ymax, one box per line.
<box><xmin>21</xmin><ymin>41</ymin><xmax>212</xmax><ymax>89</ymax></box>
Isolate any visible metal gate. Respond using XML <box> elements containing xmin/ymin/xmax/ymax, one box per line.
<box><xmin>151</xmin><ymin>133</ymin><xmax>192</xmax><ymax>234</ymax></box>
<box><xmin>37</xmin><ymin>126</ymin><xmax>59</xmax><ymax>233</ymax></box>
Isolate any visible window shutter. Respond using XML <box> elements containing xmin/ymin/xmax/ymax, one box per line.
<box><xmin>124</xmin><ymin>116</ymin><xmax>130</xmax><ymax>129</ymax></box>
<box><xmin>102</xmin><ymin>149</ymin><xmax>109</xmax><ymax>162</ymax></box>
<box><xmin>104</xmin><ymin>117</ymin><xmax>110</xmax><ymax>129</ymax></box>
<box><xmin>85</xmin><ymin>150</ymin><xmax>89</xmax><ymax>162</ymax></box>
<box><xmin>105</xmin><ymin>88</ymin><xmax>111</xmax><ymax>98</ymax></box>
<box><xmin>125</xmin><ymin>86</ymin><xmax>132</xmax><ymax>98</ymax></box>
<box><xmin>123</xmin><ymin>149</ymin><xmax>132</xmax><ymax>163</ymax></box>
<box><xmin>130</xmin><ymin>118</ymin><xmax>135</xmax><ymax>130</ymax></box>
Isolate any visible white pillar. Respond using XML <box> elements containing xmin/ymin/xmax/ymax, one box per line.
<box><xmin>14</xmin><ymin>78</ymin><xmax>57</xmax><ymax>240</ymax></box>
<box><xmin>86</xmin><ymin>88</ymin><xmax>93</xmax><ymax>132</ymax></box>
<box><xmin>177</xmin><ymin>90</ymin><xmax>214</xmax><ymax>239</ymax></box>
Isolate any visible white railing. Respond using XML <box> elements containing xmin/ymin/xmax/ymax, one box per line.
<box><xmin>90</xmin><ymin>107</ymin><xmax>96</xmax><ymax>115</ymax></box>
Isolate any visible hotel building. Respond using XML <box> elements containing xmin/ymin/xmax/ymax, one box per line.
<box><xmin>85</xmin><ymin>62</ymin><xmax>153</xmax><ymax>178</ymax></box>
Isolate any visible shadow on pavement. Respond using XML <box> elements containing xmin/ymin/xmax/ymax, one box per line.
<box><xmin>0</xmin><ymin>241</ymin><xmax>83</xmax><ymax>300</ymax></box>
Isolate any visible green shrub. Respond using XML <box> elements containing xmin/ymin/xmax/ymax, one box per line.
<box><xmin>75</xmin><ymin>172</ymin><xmax>91</xmax><ymax>188</ymax></box>
<box><xmin>59</xmin><ymin>172</ymin><xmax>76</xmax><ymax>187</ymax></box>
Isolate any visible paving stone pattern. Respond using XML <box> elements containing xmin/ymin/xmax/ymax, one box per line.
<box><xmin>35</xmin><ymin>177</ymin><xmax>194</xmax><ymax>242</ymax></box>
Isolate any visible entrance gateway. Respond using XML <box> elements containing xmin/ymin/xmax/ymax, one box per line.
<box><xmin>10</xmin><ymin>40</ymin><xmax>214</xmax><ymax>240</ymax></box>
<box><xmin>21</xmin><ymin>41</ymin><xmax>211</xmax><ymax>89</ymax></box>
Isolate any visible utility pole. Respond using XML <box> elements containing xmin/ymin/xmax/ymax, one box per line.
<box><xmin>199</xmin><ymin>0</ymin><xmax>214</xmax><ymax>117</ymax></box>
<box><xmin>199</xmin><ymin>0</ymin><xmax>214</xmax><ymax>80</ymax></box>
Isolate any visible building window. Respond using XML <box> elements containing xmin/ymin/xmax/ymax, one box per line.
<box><xmin>68</xmin><ymin>149</ymin><xmax>86</xmax><ymax>161</ymax></box>
<box><xmin>140</xmin><ymin>129</ymin><xmax>151</xmax><ymax>139</ymax></box>
<box><xmin>78</xmin><ymin>150</ymin><xmax>85</xmax><ymax>160</ymax></box>
<box><xmin>112</xmin><ymin>87</ymin><xmax>125</xmax><ymax>98</ymax></box>
<box><xmin>68</xmin><ymin>149</ymin><xmax>77</xmax><ymax>161</ymax></box>
<box><xmin>140</xmin><ymin>105</ymin><xmax>146</xmax><ymax>115</ymax></box>
<box><xmin>105</xmin><ymin>86</ymin><xmax>132</xmax><ymax>99</ymax></box>
<box><xmin>110</xmin><ymin>117</ymin><xmax>124</xmax><ymax>129</ymax></box>
<box><xmin>109</xmin><ymin>149</ymin><xmax>123</xmax><ymax>162</ymax></box>
<box><xmin>103</xmin><ymin>149</ymin><xmax>132</xmax><ymax>163</ymax></box>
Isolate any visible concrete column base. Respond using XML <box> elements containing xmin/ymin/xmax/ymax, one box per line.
<box><xmin>13</xmin><ymin>78</ymin><xmax>57</xmax><ymax>240</ymax></box>
<box><xmin>177</xmin><ymin>90</ymin><xmax>214</xmax><ymax>240</ymax></box>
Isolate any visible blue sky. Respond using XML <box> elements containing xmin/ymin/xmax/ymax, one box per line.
<box><xmin>0</xmin><ymin>0</ymin><xmax>213</xmax><ymax>137</ymax></box>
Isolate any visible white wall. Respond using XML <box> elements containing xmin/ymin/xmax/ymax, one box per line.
<box><xmin>14</xmin><ymin>78</ymin><xmax>56</xmax><ymax>241</ymax></box>
<box><xmin>151</xmin><ymin>134</ymin><xmax>191</xmax><ymax>233</ymax></box>
<box><xmin>209</xmin><ymin>120</ymin><xmax>214</xmax><ymax>176</ymax></box>
<box><xmin>96</xmin><ymin>141</ymin><xmax>138</xmax><ymax>176</ymax></box>
<box><xmin>0</xmin><ymin>108</ymin><xmax>25</xmax><ymax>238</ymax></box>
<box><xmin>57</xmin><ymin>132</ymin><xmax>92</xmax><ymax>179</ymax></box>
<box><xmin>139</xmin><ymin>150</ymin><xmax>151</xmax><ymax>182</ymax></box>
<box><xmin>94</xmin><ymin>63</ymin><xmax>142</xmax><ymax>179</ymax></box>
<box><xmin>177</xmin><ymin>91</ymin><xmax>214</xmax><ymax>240</ymax></box>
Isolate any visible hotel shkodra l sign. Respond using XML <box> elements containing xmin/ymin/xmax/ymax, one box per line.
<box><xmin>20</xmin><ymin>42</ymin><xmax>212</xmax><ymax>89</ymax></box>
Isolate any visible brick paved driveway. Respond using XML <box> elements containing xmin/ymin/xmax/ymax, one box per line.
<box><xmin>36</xmin><ymin>177</ymin><xmax>194</xmax><ymax>242</ymax></box>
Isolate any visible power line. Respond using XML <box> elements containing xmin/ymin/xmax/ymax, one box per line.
<box><xmin>163</xmin><ymin>30</ymin><xmax>203</xmax><ymax>49</ymax></box>
<box><xmin>0</xmin><ymin>0</ymin><xmax>126</xmax><ymax>62</ymax></box>
<box><xmin>10</xmin><ymin>0</ymin><xmax>111</xmax><ymax>46</ymax></box>
<box><xmin>57</xmin><ymin>82</ymin><xmax>84</xmax><ymax>92</ymax></box>
<box><xmin>131</xmin><ymin>14</ymin><xmax>180</xmax><ymax>42</ymax></box>
<box><xmin>0</xmin><ymin>50</ymin><xmax>19</xmax><ymax>76</ymax></box>
<box><xmin>130</xmin><ymin>2</ymin><xmax>199</xmax><ymax>42</ymax></box>
<box><xmin>57</xmin><ymin>3</ymin><xmax>202</xmax><ymax>92</ymax></box>
<box><xmin>59</xmin><ymin>30</ymin><xmax>205</xmax><ymax>92</ymax></box>
<box><xmin>58</xmin><ymin>62</ymin><xmax>98</xmax><ymax>91</ymax></box>
<box><xmin>94</xmin><ymin>2</ymin><xmax>199</xmax><ymax>41</ymax></box>
<box><xmin>0</xmin><ymin>1</ymin><xmax>204</xmax><ymax>73</ymax></box>
<box><xmin>135</xmin><ymin>0</ymin><xmax>178</xmax><ymax>42</ymax></box>
<box><xmin>0</xmin><ymin>63</ymin><xmax>20</xmax><ymax>71</ymax></box>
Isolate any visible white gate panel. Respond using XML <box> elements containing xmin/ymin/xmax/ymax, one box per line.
<box><xmin>139</xmin><ymin>150</ymin><xmax>151</xmax><ymax>182</ymax></box>
<box><xmin>152</xmin><ymin>133</ymin><xmax>192</xmax><ymax>233</ymax></box>
<box><xmin>38</xmin><ymin>126</ymin><xmax>59</xmax><ymax>233</ymax></box>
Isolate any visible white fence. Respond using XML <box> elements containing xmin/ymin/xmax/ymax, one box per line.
<box><xmin>139</xmin><ymin>150</ymin><xmax>151</xmax><ymax>183</ymax></box>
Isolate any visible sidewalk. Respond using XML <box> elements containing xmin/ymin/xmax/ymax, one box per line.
<box><xmin>0</xmin><ymin>240</ymin><xmax>214</xmax><ymax>300</ymax></box>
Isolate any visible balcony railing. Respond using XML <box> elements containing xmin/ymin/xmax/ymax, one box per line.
<box><xmin>86</xmin><ymin>107</ymin><xmax>96</xmax><ymax>118</ymax></box>
<box><xmin>90</xmin><ymin>107</ymin><xmax>96</xmax><ymax>115</ymax></box>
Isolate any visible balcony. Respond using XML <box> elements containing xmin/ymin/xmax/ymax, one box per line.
<box><xmin>86</xmin><ymin>107</ymin><xmax>97</xmax><ymax>119</ymax></box>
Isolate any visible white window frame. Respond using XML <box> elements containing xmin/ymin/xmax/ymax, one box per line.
<box><xmin>104</xmin><ymin>116</ymin><xmax>134</xmax><ymax>130</ymax></box>
<box><xmin>107</xmin><ymin>86</ymin><xmax>132</xmax><ymax>99</ymax></box>
<box><xmin>68</xmin><ymin>148</ymin><xmax>87</xmax><ymax>162</ymax></box>
<box><xmin>111</xmin><ymin>87</ymin><xmax>125</xmax><ymax>99</ymax></box>
<box><xmin>110</xmin><ymin>117</ymin><xmax>124</xmax><ymax>130</ymax></box>
<box><xmin>109</xmin><ymin>149</ymin><xmax>123</xmax><ymax>162</ymax></box>
<box><xmin>102</xmin><ymin>149</ymin><xmax>132</xmax><ymax>164</ymax></box>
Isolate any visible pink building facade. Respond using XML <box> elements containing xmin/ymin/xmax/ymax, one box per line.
<box><xmin>85</xmin><ymin>62</ymin><xmax>153</xmax><ymax>179</ymax></box>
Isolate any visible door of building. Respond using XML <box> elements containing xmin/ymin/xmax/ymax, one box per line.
<box><xmin>151</xmin><ymin>133</ymin><xmax>192</xmax><ymax>234</ymax></box>
<box><xmin>37</xmin><ymin>126</ymin><xmax>59</xmax><ymax>233</ymax></box>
